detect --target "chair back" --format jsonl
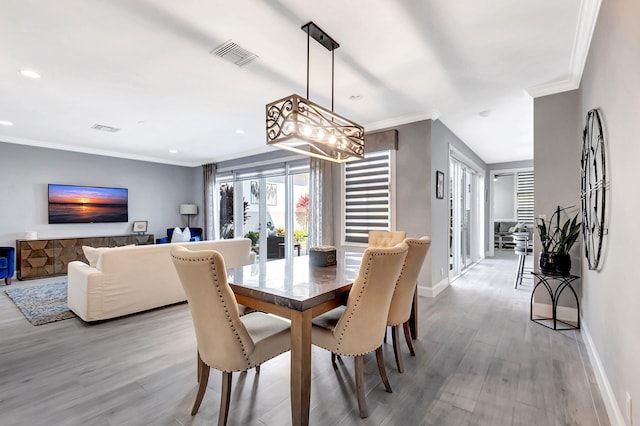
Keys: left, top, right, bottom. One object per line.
{"left": 170, "top": 246, "right": 255, "bottom": 372}
{"left": 368, "top": 231, "right": 407, "bottom": 248}
{"left": 333, "top": 243, "right": 408, "bottom": 355}
{"left": 387, "top": 237, "right": 431, "bottom": 326}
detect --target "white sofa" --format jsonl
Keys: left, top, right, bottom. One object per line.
{"left": 67, "top": 239, "right": 256, "bottom": 322}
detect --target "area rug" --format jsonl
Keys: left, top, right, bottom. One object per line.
{"left": 4, "top": 282, "right": 76, "bottom": 325}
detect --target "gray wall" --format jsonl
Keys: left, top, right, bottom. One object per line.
{"left": 0, "top": 142, "right": 201, "bottom": 251}
{"left": 578, "top": 0, "right": 640, "bottom": 422}
{"left": 533, "top": 91, "right": 582, "bottom": 291}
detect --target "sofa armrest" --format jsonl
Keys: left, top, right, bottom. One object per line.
{"left": 67, "top": 261, "right": 103, "bottom": 322}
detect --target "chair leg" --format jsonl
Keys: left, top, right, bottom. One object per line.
{"left": 392, "top": 325, "right": 404, "bottom": 373}
{"left": 191, "top": 360, "right": 210, "bottom": 416}
{"left": 514, "top": 255, "right": 524, "bottom": 289}
{"left": 218, "top": 372, "right": 232, "bottom": 426}
{"left": 5, "top": 277, "right": 11, "bottom": 285}
{"left": 255, "top": 365, "right": 260, "bottom": 373}
{"left": 197, "top": 350, "right": 202, "bottom": 382}
{"left": 375, "top": 346, "right": 392, "bottom": 393}
{"left": 354, "top": 355, "right": 368, "bottom": 418}
{"left": 402, "top": 321, "right": 416, "bottom": 356}
{"left": 331, "top": 353, "right": 337, "bottom": 366}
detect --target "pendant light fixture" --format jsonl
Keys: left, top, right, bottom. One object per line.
{"left": 266, "top": 22, "right": 365, "bottom": 163}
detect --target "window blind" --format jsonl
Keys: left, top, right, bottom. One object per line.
{"left": 516, "top": 171, "right": 534, "bottom": 225}
{"left": 344, "top": 151, "right": 391, "bottom": 244}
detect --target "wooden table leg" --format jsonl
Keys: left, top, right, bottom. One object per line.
{"left": 290, "top": 309, "right": 312, "bottom": 426}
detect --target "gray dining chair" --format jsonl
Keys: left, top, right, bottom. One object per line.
{"left": 170, "top": 246, "right": 291, "bottom": 426}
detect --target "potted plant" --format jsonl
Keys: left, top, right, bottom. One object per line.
{"left": 536, "top": 205, "right": 581, "bottom": 275}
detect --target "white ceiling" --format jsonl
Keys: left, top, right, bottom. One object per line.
{"left": 0, "top": 0, "right": 600, "bottom": 167}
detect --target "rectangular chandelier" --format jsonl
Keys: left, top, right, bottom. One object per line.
{"left": 266, "top": 94, "right": 365, "bottom": 163}
{"left": 265, "top": 22, "right": 365, "bottom": 163}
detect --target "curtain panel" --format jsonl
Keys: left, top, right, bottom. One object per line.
{"left": 202, "top": 163, "right": 216, "bottom": 240}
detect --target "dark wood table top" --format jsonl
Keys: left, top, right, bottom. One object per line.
{"left": 228, "top": 253, "right": 362, "bottom": 311}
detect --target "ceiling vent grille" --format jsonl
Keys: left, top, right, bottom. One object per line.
{"left": 91, "top": 124, "right": 120, "bottom": 133}
{"left": 211, "top": 40, "right": 258, "bottom": 67}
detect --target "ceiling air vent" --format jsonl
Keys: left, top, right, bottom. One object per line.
{"left": 211, "top": 40, "right": 258, "bottom": 67}
{"left": 91, "top": 124, "right": 120, "bottom": 133}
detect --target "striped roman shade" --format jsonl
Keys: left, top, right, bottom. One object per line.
{"left": 344, "top": 150, "right": 391, "bottom": 243}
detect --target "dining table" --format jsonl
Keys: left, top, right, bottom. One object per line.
{"left": 227, "top": 252, "right": 360, "bottom": 425}
{"left": 227, "top": 251, "right": 419, "bottom": 425}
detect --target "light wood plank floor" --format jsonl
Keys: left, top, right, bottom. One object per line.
{"left": 0, "top": 251, "right": 609, "bottom": 425}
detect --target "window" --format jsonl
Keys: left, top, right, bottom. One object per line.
{"left": 344, "top": 150, "right": 393, "bottom": 244}
{"left": 516, "top": 171, "right": 534, "bottom": 226}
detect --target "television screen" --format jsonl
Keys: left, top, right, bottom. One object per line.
{"left": 48, "top": 184, "right": 128, "bottom": 224}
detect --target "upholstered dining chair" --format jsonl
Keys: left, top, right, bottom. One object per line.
{"left": 170, "top": 246, "right": 291, "bottom": 426}
{"left": 368, "top": 230, "right": 407, "bottom": 248}
{"left": 385, "top": 236, "right": 431, "bottom": 374}
{"left": 311, "top": 243, "right": 409, "bottom": 418}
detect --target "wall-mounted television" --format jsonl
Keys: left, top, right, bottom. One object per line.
{"left": 48, "top": 184, "right": 128, "bottom": 224}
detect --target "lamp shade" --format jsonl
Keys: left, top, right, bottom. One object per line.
{"left": 179, "top": 204, "right": 198, "bottom": 215}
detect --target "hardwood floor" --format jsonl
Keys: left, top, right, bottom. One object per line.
{"left": 0, "top": 252, "right": 609, "bottom": 425}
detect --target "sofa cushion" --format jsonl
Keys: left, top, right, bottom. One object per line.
{"left": 83, "top": 245, "right": 135, "bottom": 268}
{"left": 82, "top": 246, "right": 104, "bottom": 267}
{"left": 171, "top": 227, "right": 191, "bottom": 243}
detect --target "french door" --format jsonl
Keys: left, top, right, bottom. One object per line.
{"left": 449, "top": 155, "right": 484, "bottom": 279}
{"left": 217, "top": 162, "right": 309, "bottom": 261}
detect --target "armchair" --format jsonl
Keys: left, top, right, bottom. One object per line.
{"left": 0, "top": 246, "right": 15, "bottom": 285}
{"left": 156, "top": 227, "right": 203, "bottom": 244}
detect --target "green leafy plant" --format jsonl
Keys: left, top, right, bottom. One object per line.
{"left": 276, "top": 227, "right": 285, "bottom": 236}
{"left": 536, "top": 206, "right": 581, "bottom": 255}
{"left": 244, "top": 231, "right": 259, "bottom": 246}
{"left": 293, "top": 229, "right": 307, "bottom": 243}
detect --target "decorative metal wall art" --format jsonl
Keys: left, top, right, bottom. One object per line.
{"left": 580, "top": 108, "right": 607, "bottom": 270}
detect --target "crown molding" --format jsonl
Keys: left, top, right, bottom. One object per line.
{"left": 527, "top": 0, "right": 602, "bottom": 98}
{"left": 0, "top": 135, "right": 198, "bottom": 167}
{"left": 364, "top": 111, "right": 439, "bottom": 133}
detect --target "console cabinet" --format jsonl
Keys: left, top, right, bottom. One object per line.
{"left": 16, "top": 234, "right": 154, "bottom": 280}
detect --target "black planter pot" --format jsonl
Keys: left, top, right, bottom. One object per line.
{"left": 539, "top": 253, "right": 571, "bottom": 276}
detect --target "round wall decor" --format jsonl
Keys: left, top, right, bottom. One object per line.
{"left": 581, "top": 108, "right": 606, "bottom": 270}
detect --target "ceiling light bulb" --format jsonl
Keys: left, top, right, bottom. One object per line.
{"left": 169, "top": 149, "right": 178, "bottom": 154}
{"left": 303, "top": 126, "right": 312, "bottom": 136}
{"left": 0, "top": 120, "right": 13, "bottom": 126}
{"left": 317, "top": 129, "right": 325, "bottom": 139}
{"left": 328, "top": 135, "right": 337, "bottom": 144}
{"left": 20, "top": 69, "right": 41, "bottom": 79}
{"left": 235, "top": 129, "right": 245, "bottom": 134}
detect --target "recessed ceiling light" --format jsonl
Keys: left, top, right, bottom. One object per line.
{"left": 169, "top": 149, "right": 178, "bottom": 154}
{"left": 20, "top": 69, "right": 41, "bottom": 79}
{"left": 479, "top": 110, "right": 491, "bottom": 118}
{"left": 349, "top": 95, "right": 363, "bottom": 101}
{"left": 235, "top": 129, "right": 245, "bottom": 134}
{"left": 0, "top": 120, "right": 13, "bottom": 126}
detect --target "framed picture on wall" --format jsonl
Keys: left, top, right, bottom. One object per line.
{"left": 436, "top": 171, "right": 445, "bottom": 199}
{"left": 132, "top": 221, "right": 148, "bottom": 233}
{"left": 266, "top": 183, "right": 277, "bottom": 206}
{"left": 250, "top": 181, "right": 259, "bottom": 204}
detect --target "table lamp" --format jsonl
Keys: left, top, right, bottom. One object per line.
{"left": 179, "top": 203, "right": 198, "bottom": 227}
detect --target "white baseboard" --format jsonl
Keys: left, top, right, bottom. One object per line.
{"left": 418, "top": 277, "right": 449, "bottom": 298}
{"left": 582, "top": 322, "right": 626, "bottom": 426}
{"left": 531, "top": 302, "right": 578, "bottom": 324}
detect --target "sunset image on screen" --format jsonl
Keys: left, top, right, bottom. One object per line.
{"left": 48, "top": 184, "right": 128, "bottom": 223}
